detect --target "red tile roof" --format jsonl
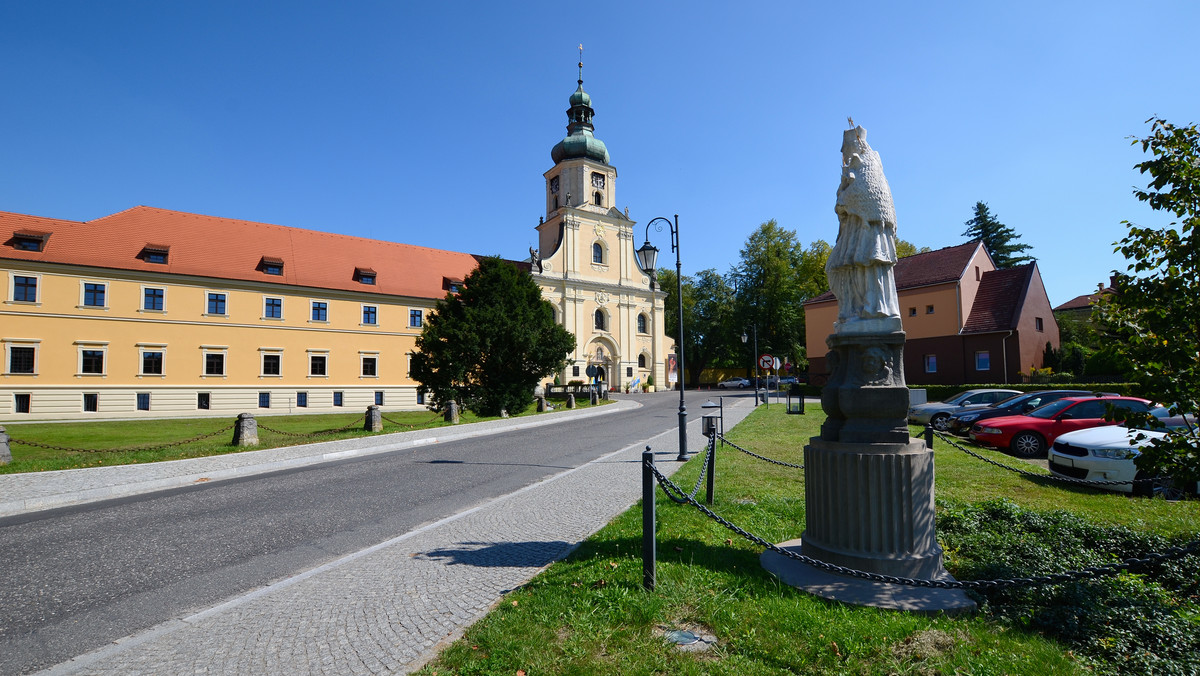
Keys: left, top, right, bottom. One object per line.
{"left": 2, "top": 206, "right": 481, "bottom": 300}
{"left": 961, "top": 264, "right": 1035, "bottom": 333}
{"left": 806, "top": 241, "right": 985, "bottom": 304}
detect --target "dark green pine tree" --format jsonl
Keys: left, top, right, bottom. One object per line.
{"left": 410, "top": 257, "right": 576, "bottom": 417}
{"left": 962, "top": 201, "right": 1035, "bottom": 268}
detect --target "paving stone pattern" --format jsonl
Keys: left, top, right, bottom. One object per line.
{"left": 40, "top": 398, "right": 755, "bottom": 675}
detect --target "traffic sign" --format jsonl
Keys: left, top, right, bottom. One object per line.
{"left": 773, "top": 357, "right": 782, "bottom": 370}
{"left": 759, "top": 354, "right": 774, "bottom": 370}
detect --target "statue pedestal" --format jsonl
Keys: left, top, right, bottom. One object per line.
{"left": 761, "top": 331, "right": 976, "bottom": 613}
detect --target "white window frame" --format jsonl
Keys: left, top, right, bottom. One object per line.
{"left": 137, "top": 342, "right": 168, "bottom": 378}
{"left": 75, "top": 340, "right": 109, "bottom": 377}
{"left": 79, "top": 280, "right": 109, "bottom": 310}
{"left": 262, "top": 296, "right": 285, "bottom": 321}
{"left": 408, "top": 308, "right": 423, "bottom": 328}
{"left": 974, "top": 350, "right": 991, "bottom": 372}
{"left": 361, "top": 304, "right": 379, "bottom": 327}
{"left": 139, "top": 285, "right": 167, "bottom": 314}
{"left": 360, "top": 351, "right": 380, "bottom": 379}
{"left": 3, "top": 338, "right": 40, "bottom": 376}
{"left": 260, "top": 347, "right": 284, "bottom": 378}
{"left": 307, "top": 348, "right": 330, "bottom": 378}
{"left": 309, "top": 299, "right": 330, "bottom": 324}
{"left": 204, "top": 290, "right": 229, "bottom": 318}
{"left": 201, "top": 345, "right": 229, "bottom": 378}
{"left": 7, "top": 272, "right": 42, "bottom": 306}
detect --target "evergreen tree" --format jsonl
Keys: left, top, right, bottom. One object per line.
{"left": 410, "top": 257, "right": 575, "bottom": 417}
{"left": 962, "top": 201, "right": 1034, "bottom": 268}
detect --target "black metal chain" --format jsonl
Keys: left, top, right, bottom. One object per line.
{"left": 258, "top": 415, "right": 366, "bottom": 438}
{"left": 644, "top": 459, "right": 1200, "bottom": 590}
{"left": 8, "top": 424, "right": 236, "bottom": 454}
{"left": 932, "top": 430, "right": 1163, "bottom": 487}
{"left": 661, "top": 442, "right": 713, "bottom": 504}
{"left": 716, "top": 433, "right": 804, "bottom": 469}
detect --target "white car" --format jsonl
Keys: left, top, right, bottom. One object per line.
{"left": 717, "top": 377, "right": 750, "bottom": 389}
{"left": 1048, "top": 414, "right": 1196, "bottom": 498}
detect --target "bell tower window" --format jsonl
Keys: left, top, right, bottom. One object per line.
{"left": 594, "top": 309, "right": 605, "bottom": 331}
{"left": 593, "top": 192, "right": 603, "bottom": 206}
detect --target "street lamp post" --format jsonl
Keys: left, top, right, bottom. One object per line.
{"left": 636, "top": 215, "right": 688, "bottom": 461}
{"left": 741, "top": 325, "right": 759, "bottom": 406}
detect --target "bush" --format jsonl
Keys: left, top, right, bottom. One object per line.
{"left": 939, "top": 499, "right": 1200, "bottom": 675}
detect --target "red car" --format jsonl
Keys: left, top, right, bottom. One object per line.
{"left": 969, "top": 396, "right": 1154, "bottom": 458}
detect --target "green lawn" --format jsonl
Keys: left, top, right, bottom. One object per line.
{"left": 419, "top": 404, "right": 1200, "bottom": 676}
{"left": 0, "top": 398, "right": 609, "bottom": 474}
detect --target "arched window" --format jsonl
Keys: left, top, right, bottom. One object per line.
{"left": 592, "top": 242, "right": 604, "bottom": 264}
{"left": 593, "top": 191, "right": 603, "bottom": 206}
{"left": 637, "top": 313, "right": 648, "bottom": 334}
{"left": 638, "top": 354, "right": 647, "bottom": 368}
{"left": 594, "top": 309, "right": 605, "bottom": 331}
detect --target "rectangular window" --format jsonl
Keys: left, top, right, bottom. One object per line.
{"left": 144, "top": 287, "right": 165, "bottom": 311}
{"left": 333, "top": 391, "right": 344, "bottom": 407}
{"left": 627, "top": 366, "right": 634, "bottom": 378}
{"left": 263, "top": 263, "right": 282, "bottom": 276}
{"left": 297, "top": 391, "right": 308, "bottom": 407}
{"left": 137, "top": 393, "right": 150, "bottom": 411}
{"left": 908, "top": 307, "right": 916, "bottom": 317}
{"left": 362, "top": 305, "right": 377, "bottom": 325}
{"left": 205, "top": 353, "right": 225, "bottom": 376}
{"left": 142, "top": 351, "right": 164, "bottom": 375}
{"left": 262, "top": 353, "right": 281, "bottom": 376}
{"left": 311, "top": 301, "right": 328, "bottom": 322}
{"left": 207, "top": 293, "right": 227, "bottom": 315}
{"left": 975, "top": 350, "right": 991, "bottom": 371}
{"left": 83, "top": 393, "right": 98, "bottom": 412}
{"left": 264, "top": 297, "right": 283, "bottom": 319}
{"left": 197, "top": 392, "right": 210, "bottom": 410}
{"left": 9, "top": 346, "right": 35, "bottom": 374}
{"left": 145, "top": 251, "right": 167, "bottom": 264}
{"left": 573, "top": 365, "right": 580, "bottom": 377}
{"left": 924, "top": 354, "right": 937, "bottom": 373}
{"left": 374, "top": 391, "right": 384, "bottom": 406}
{"left": 409, "top": 309, "right": 423, "bottom": 328}
{"left": 1035, "top": 317, "right": 1044, "bottom": 331}
{"left": 310, "top": 354, "right": 327, "bottom": 376}
{"left": 14, "top": 393, "right": 31, "bottom": 414}
{"left": 416, "top": 391, "right": 425, "bottom": 405}
{"left": 84, "top": 283, "right": 106, "bottom": 307}
{"left": 258, "top": 392, "right": 271, "bottom": 408}
{"left": 362, "top": 356, "right": 377, "bottom": 377}
{"left": 14, "top": 236, "right": 43, "bottom": 252}
{"left": 14, "top": 276, "right": 37, "bottom": 302}
{"left": 81, "top": 350, "right": 104, "bottom": 374}
{"left": 925, "top": 305, "right": 934, "bottom": 315}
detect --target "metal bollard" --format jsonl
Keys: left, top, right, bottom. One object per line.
{"left": 642, "top": 446, "right": 656, "bottom": 591}
{"left": 924, "top": 424, "right": 934, "bottom": 449}
{"left": 705, "top": 431, "right": 716, "bottom": 506}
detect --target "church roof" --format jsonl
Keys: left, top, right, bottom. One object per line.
{"left": 550, "top": 61, "right": 610, "bottom": 165}
{"left": 1, "top": 206, "right": 481, "bottom": 300}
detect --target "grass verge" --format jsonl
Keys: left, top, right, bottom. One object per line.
{"left": 0, "top": 397, "right": 610, "bottom": 474}
{"left": 419, "top": 404, "right": 1199, "bottom": 675}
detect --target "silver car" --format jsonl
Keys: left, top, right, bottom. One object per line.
{"left": 908, "top": 388, "right": 1021, "bottom": 431}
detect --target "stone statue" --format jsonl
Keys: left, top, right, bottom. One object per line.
{"left": 825, "top": 124, "right": 902, "bottom": 334}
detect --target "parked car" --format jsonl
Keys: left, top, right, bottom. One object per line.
{"left": 969, "top": 396, "right": 1155, "bottom": 458}
{"left": 946, "top": 389, "right": 1115, "bottom": 436}
{"left": 1048, "top": 407, "right": 1197, "bottom": 497}
{"left": 717, "top": 377, "right": 750, "bottom": 389}
{"left": 778, "top": 376, "right": 798, "bottom": 386}
{"left": 907, "top": 389, "right": 1021, "bottom": 431}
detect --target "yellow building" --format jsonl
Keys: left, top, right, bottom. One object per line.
{"left": 0, "top": 68, "right": 667, "bottom": 421}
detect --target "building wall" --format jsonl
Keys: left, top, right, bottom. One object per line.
{"left": 1, "top": 261, "right": 431, "bottom": 420}
{"left": 1013, "top": 265, "right": 1061, "bottom": 379}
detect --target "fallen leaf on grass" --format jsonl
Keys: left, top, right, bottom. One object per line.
{"left": 511, "top": 600, "right": 519, "bottom": 607}
{"left": 517, "top": 671, "right": 526, "bottom": 676}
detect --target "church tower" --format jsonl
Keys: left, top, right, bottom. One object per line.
{"left": 531, "top": 54, "right": 666, "bottom": 391}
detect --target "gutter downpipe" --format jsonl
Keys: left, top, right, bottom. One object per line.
{"left": 1001, "top": 330, "right": 1013, "bottom": 384}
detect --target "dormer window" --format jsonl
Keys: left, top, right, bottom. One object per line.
{"left": 11, "top": 230, "right": 50, "bottom": 252}
{"left": 141, "top": 244, "right": 170, "bottom": 265}
{"left": 443, "top": 277, "right": 464, "bottom": 294}
{"left": 259, "top": 256, "right": 284, "bottom": 276}
{"left": 355, "top": 267, "right": 377, "bottom": 285}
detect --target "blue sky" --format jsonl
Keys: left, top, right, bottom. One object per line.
{"left": 3, "top": 1, "right": 1196, "bottom": 306}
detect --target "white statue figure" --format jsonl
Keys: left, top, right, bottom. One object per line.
{"left": 826, "top": 124, "right": 903, "bottom": 334}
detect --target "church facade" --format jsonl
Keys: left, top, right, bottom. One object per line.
{"left": 529, "top": 67, "right": 668, "bottom": 391}
{"left": 0, "top": 67, "right": 666, "bottom": 421}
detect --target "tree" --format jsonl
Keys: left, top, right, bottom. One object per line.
{"left": 1097, "top": 117, "right": 1200, "bottom": 488}
{"left": 410, "top": 257, "right": 575, "bottom": 417}
{"left": 962, "top": 201, "right": 1034, "bottom": 268}
{"left": 731, "top": 220, "right": 808, "bottom": 372}
{"left": 658, "top": 268, "right": 735, "bottom": 387}
{"left": 895, "top": 239, "right": 932, "bottom": 258}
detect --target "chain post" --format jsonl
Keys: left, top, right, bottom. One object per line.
{"left": 924, "top": 424, "right": 934, "bottom": 449}
{"left": 642, "top": 446, "right": 656, "bottom": 591}
{"left": 705, "top": 431, "right": 716, "bottom": 506}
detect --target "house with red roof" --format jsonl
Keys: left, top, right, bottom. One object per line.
{"left": 803, "top": 241, "right": 1060, "bottom": 385}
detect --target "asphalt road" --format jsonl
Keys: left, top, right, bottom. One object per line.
{"left": 0, "top": 393, "right": 701, "bottom": 675}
